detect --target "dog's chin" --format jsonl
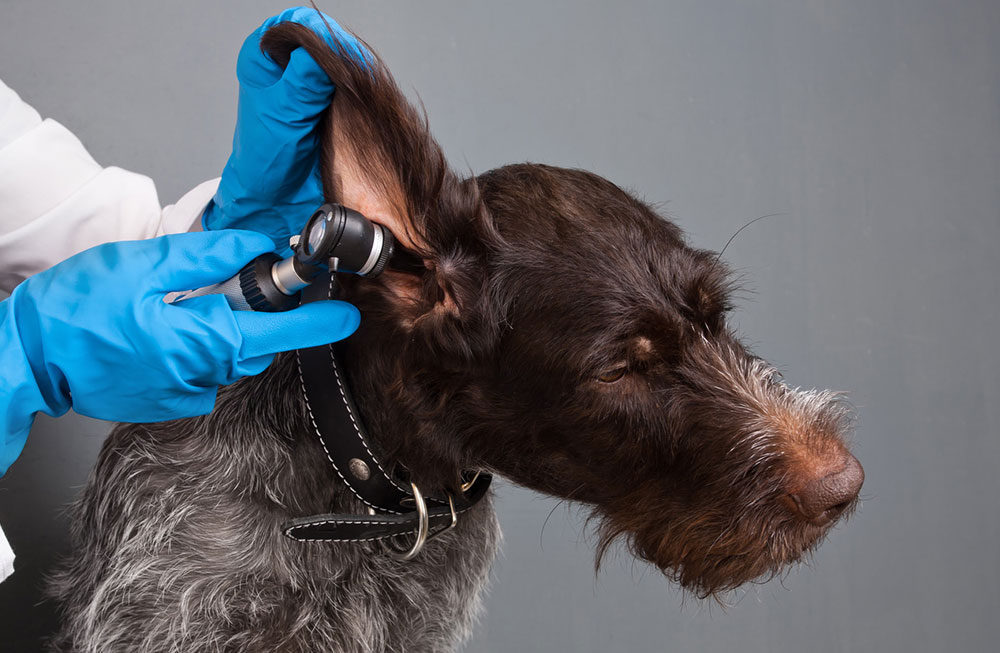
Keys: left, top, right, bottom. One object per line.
{"left": 595, "top": 502, "right": 856, "bottom": 599}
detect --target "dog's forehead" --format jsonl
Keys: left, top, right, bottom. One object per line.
{"left": 480, "top": 164, "right": 735, "bottom": 347}
{"left": 504, "top": 236, "right": 729, "bottom": 321}
{"left": 501, "top": 262, "right": 722, "bottom": 360}
{"left": 480, "top": 163, "right": 683, "bottom": 246}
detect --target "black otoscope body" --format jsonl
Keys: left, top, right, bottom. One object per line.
{"left": 171, "top": 204, "right": 394, "bottom": 311}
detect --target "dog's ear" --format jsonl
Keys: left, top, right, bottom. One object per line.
{"left": 260, "top": 20, "right": 505, "bottom": 361}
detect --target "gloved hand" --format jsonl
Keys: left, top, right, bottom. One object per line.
{"left": 202, "top": 7, "right": 368, "bottom": 254}
{"left": 0, "top": 229, "right": 359, "bottom": 475}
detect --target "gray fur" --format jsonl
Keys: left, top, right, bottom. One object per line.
{"left": 48, "top": 352, "right": 501, "bottom": 653}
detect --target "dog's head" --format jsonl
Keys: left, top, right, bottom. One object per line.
{"left": 262, "top": 21, "right": 862, "bottom": 597}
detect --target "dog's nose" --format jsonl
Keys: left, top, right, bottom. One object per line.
{"left": 784, "top": 454, "right": 864, "bottom": 525}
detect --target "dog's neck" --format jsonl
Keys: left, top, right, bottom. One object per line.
{"left": 332, "top": 312, "right": 473, "bottom": 495}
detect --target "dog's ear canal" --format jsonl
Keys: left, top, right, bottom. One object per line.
{"left": 259, "top": 21, "right": 504, "bottom": 358}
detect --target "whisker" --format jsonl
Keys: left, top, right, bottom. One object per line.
{"left": 540, "top": 482, "right": 588, "bottom": 549}
{"left": 715, "top": 213, "right": 785, "bottom": 263}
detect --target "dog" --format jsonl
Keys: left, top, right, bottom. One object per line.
{"left": 48, "top": 20, "right": 863, "bottom": 653}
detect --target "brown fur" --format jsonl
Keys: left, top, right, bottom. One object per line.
{"left": 50, "top": 21, "right": 865, "bottom": 652}
{"left": 260, "top": 21, "right": 861, "bottom": 597}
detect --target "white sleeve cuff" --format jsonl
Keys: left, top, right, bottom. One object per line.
{"left": 0, "top": 173, "right": 220, "bottom": 292}
{"left": 0, "top": 165, "right": 162, "bottom": 291}
{"left": 0, "top": 521, "right": 14, "bottom": 583}
{"left": 158, "top": 177, "right": 220, "bottom": 236}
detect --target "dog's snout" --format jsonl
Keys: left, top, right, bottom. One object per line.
{"left": 784, "top": 454, "right": 864, "bottom": 525}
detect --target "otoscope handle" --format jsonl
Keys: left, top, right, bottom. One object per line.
{"left": 165, "top": 202, "right": 393, "bottom": 312}
{"left": 166, "top": 253, "right": 300, "bottom": 312}
{"left": 166, "top": 269, "right": 252, "bottom": 310}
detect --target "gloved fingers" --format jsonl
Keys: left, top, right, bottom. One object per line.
{"left": 150, "top": 230, "right": 276, "bottom": 293}
{"left": 238, "top": 7, "right": 370, "bottom": 92}
{"left": 236, "top": 24, "right": 282, "bottom": 89}
{"left": 270, "top": 6, "right": 366, "bottom": 54}
{"left": 233, "top": 300, "right": 361, "bottom": 361}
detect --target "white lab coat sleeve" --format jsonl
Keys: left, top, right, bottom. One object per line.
{"left": 0, "top": 79, "right": 220, "bottom": 582}
{"left": 0, "top": 522, "right": 13, "bottom": 582}
{"left": 0, "top": 77, "right": 220, "bottom": 294}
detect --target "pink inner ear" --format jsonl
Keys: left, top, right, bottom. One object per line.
{"left": 330, "top": 121, "right": 424, "bottom": 252}
{"left": 333, "top": 160, "right": 419, "bottom": 250}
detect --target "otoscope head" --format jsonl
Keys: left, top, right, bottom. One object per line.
{"left": 297, "top": 203, "right": 394, "bottom": 277}
{"left": 239, "top": 203, "right": 394, "bottom": 313}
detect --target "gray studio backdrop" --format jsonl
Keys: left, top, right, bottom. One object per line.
{"left": 1, "top": 1, "right": 998, "bottom": 651}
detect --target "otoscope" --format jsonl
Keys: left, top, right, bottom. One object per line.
{"left": 170, "top": 204, "right": 394, "bottom": 311}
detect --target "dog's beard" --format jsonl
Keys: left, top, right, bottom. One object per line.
{"left": 593, "top": 487, "right": 859, "bottom": 598}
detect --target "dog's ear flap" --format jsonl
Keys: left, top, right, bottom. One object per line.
{"left": 259, "top": 22, "right": 422, "bottom": 250}
{"left": 260, "top": 21, "right": 504, "bottom": 360}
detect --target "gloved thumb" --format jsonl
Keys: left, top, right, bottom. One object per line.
{"left": 233, "top": 299, "right": 361, "bottom": 362}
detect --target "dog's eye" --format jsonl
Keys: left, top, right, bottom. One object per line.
{"left": 597, "top": 366, "right": 628, "bottom": 383}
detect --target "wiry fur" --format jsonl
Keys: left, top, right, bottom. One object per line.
{"left": 48, "top": 357, "right": 500, "bottom": 653}
{"left": 48, "top": 17, "right": 862, "bottom": 652}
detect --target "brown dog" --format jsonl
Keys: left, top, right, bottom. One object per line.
{"left": 49, "top": 20, "right": 862, "bottom": 653}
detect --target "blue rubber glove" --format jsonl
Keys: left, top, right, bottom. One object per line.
{"left": 202, "top": 7, "right": 369, "bottom": 254}
{"left": 0, "top": 230, "right": 359, "bottom": 475}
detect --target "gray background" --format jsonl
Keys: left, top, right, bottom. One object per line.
{"left": 1, "top": 1, "right": 998, "bottom": 651}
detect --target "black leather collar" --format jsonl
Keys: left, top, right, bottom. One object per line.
{"left": 282, "top": 274, "right": 492, "bottom": 546}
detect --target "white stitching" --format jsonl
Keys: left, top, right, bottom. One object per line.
{"left": 293, "top": 274, "right": 490, "bottom": 529}
{"left": 296, "top": 329, "right": 486, "bottom": 518}
{"left": 324, "top": 278, "right": 409, "bottom": 496}
{"left": 296, "top": 272, "right": 406, "bottom": 512}
{"left": 296, "top": 347, "right": 393, "bottom": 513}
{"left": 283, "top": 518, "right": 425, "bottom": 543}
{"left": 282, "top": 515, "right": 459, "bottom": 543}
{"left": 284, "top": 529, "right": 405, "bottom": 543}
{"left": 328, "top": 358, "right": 488, "bottom": 511}
{"left": 292, "top": 519, "right": 396, "bottom": 526}
{"left": 329, "top": 354, "right": 409, "bottom": 494}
